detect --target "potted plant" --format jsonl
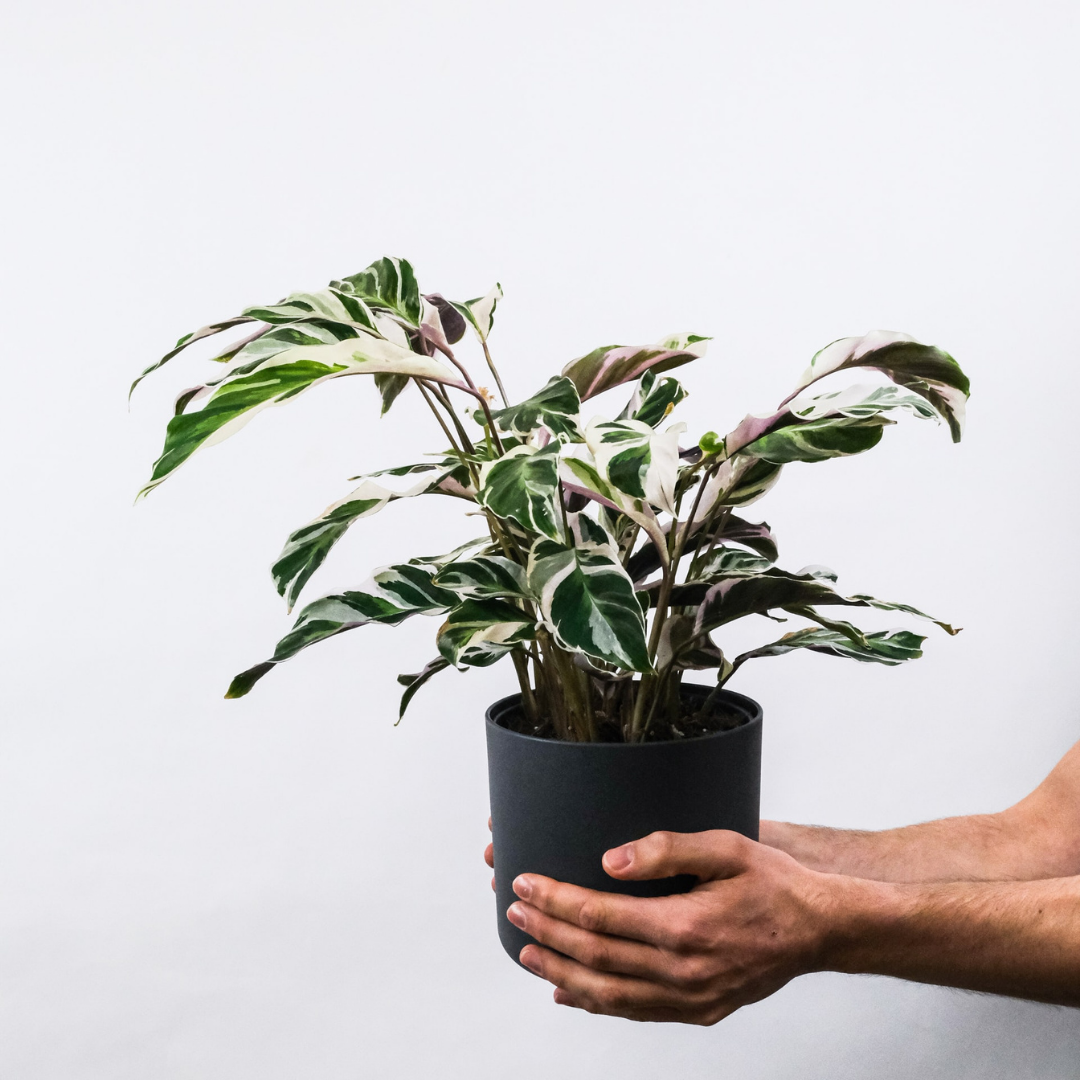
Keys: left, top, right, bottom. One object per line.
{"left": 133, "top": 256, "right": 969, "bottom": 965}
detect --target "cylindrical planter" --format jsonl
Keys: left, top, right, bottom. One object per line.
{"left": 485, "top": 684, "right": 762, "bottom": 966}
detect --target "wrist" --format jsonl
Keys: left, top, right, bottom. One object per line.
{"left": 809, "top": 871, "right": 909, "bottom": 975}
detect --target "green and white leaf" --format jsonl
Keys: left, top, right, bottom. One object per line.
{"left": 788, "top": 383, "right": 939, "bottom": 423}
{"left": 434, "top": 555, "right": 531, "bottom": 599}
{"left": 558, "top": 449, "right": 668, "bottom": 563}
{"left": 437, "top": 599, "right": 535, "bottom": 667}
{"left": 731, "top": 628, "right": 926, "bottom": 671}
{"left": 477, "top": 444, "right": 563, "bottom": 541}
{"left": 561, "top": 333, "right": 710, "bottom": 401}
{"left": 396, "top": 657, "right": 453, "bottom": 720}
{"left": 273, "top": 469, "right": 460, "bottom": 611}
{"left": 488, "top": 376, "right": 582, "bottom": 440}
{"left": 408, "top": 536, "right": 493, "bottom": 570}
{"left": 789, "top": 330, "right": 970, "bottom": 441}
{"left": 139, "top": 336, "right": 465, "bottom": 497}
{"left": 332, "top": 256, "right": 423, "bottom": 326}
{"left": 449, "top": 283, "right": 503, "bottom": 343}
{"left": 696, "top": 546, "right": 775, "bottom": 580}
{"left": 225, "top": 564, "right": 457, "bottom": 698}
{"left": 527, "top": 537, "right": 652, "bottom": 672}
{"left": 740, "top": 414, "right": 892, "bottom": 464}
{"left": 620, "top": 372, "right": 688, "bottom": 427}
{"left": 691, "top": 570, "right": 871, "bottom": 636}
{"left": 848, "top": 594, "right": 959, "bottom": 635}
{"left": 129, "top": 315, "right": 260, "bottom": 396}
{"left": 629, "top": 512, "right": 777, "bottom": 583}
{"left": 241, "top": 287, "right": 379, "bottom": 330}
{"left": 584, "top": 417, "right": 685, "bottom": 515}
{"left": 655, "top": 614, "right": 731, "bottom": 676}
{"left": 372, "top": 563, "right": 460, "bottom": 612}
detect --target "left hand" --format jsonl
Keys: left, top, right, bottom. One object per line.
{"left": 507, "top": 829, "right": 840, "bottom": 1024}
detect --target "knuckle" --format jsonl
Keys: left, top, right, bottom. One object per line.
{"left": 672, "top": 954, "right": 711, "bottom": 988}
{"left": 648, "top": 830, "right": 678, "bottom": 862}
{"left": 579, "top": 937, "right": 613, "bottom": 971}
{"left": 595, "top": 982, "right": 625, "bottom": 1010}
{"left": 577, "top": 897, "right": 608, "bottom": 933}
{"left": 671, "top": 913, "right": 711, "bottom": 953}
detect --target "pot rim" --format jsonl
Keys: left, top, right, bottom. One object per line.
{"left": 485, "top": 685, "right": 763, "bottom": 749}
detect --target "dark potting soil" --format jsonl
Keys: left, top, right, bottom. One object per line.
{"left": 499, "top": 698, "right": 747, "bottom": 744}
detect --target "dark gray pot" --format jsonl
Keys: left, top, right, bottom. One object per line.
{"left": 485, "top": 684, "right": 763, "bottom": 966}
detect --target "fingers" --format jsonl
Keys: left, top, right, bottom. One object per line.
{"left": 602, "top": 830, "right": 753, "bottom": 884}
{"left": 484, "top": 841, "right": 494, "bottom": 869}
{"left": 520, "top": 945, "right": 715, "bottom": 1024}
{"left": 507, "top": 899, "right": 667, "bottom": 981}
{"left": 513, "top": 874, "right": 683, "bottom": 949}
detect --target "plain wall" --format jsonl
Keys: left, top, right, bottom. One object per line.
{"left": 2, "top": 0, "right": 1079, "bottom": 1075}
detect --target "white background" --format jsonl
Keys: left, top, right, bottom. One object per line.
{"left": 3, "top": 0, "right": 1079, "bottom": 1075}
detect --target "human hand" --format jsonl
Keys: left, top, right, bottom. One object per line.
{"left": 506, "top": 829, "right": 841, "bottom": 1024}
{"left": 485, "top": 816, "right": 494, "bottom": 891}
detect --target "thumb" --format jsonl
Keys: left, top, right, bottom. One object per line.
{"left": 602, "top": 829, "right": 753, "bottom": 883}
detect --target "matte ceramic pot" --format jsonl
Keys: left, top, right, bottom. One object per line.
{"left": 485, "top": 684, "right": 763, "bottom": 966}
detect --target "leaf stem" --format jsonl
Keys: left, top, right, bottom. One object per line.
{"left": 480, "top": 339, "right": 510, "bottom": 407}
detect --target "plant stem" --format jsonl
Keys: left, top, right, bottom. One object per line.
{"left": 480, "top": 338, "right": 510, "bottom": 407}
{"left": 511, "top": 650, "right": 538, "bottom": 724}
{"left": 433, "top": 343, "right": 505, "bottom": 455}
{"left": 428, "top": 381, "right": 476, "bottom": 455}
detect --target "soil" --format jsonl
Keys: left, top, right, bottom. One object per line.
{"left": 500, "top": 698, "right": 747, "bottom": 743}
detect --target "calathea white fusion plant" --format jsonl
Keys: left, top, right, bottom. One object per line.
{"left": 134, "top": 257, "right": 969, "bottom": 743}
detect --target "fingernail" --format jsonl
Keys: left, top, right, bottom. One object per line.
{"left": 507, "top": 902, "right": 527, "bottom": 930}
{"left": 520, "top": 946, "right": 542, "bottom": 975}
{"left": 605, "top": 844, "right": 633, "bottom": 871}
{"left": 513, "top": 875, "right": 533, "bottom": 900}
{"left": 553, "top": 989, "right": 574, "bottom": 1006}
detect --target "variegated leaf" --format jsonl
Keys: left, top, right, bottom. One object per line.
{"left": 848, "top": 594, "right": 958, "bottom": 635}
{"left": 696, "top": 546, "right": 775, "bottom": 580}
{"left": 225, "top": 564, "right": 457, "bottom": 698}
{"left": 437, "top": 598, "right": 535, "bottom": 667}
{"left": 742, "top": 414, "right": 891, "bottom": 464}
{"left": 559, "top": 448, "right": 669, "bottom": 562}
{"left": 488, "top": 377, "right": 582, "bottom": 440}
{"left": 655, "top": 613, "right": 731, "bottom": 676}
{"left": 787, "top": 331, "right": 970, "bottom": 441}
{"left": 273, "top": 469, "right": 461, "bottom": 611}
{"left": 372, "top": 563, "right": 459, "bottom": 612}
{"left": 621, "top": 372, "right": 688, "bottom": 427}
{"left": 396, "top": 657, "right": 452, "bottom": 720}
{"left": 628, "top": 513, "right": 777, "bottom": 583}
{"left": 434, "top": 555, "right": 530, "bottom": 599}
{"left": 584, "top": 417, "right": 685, "bottom": 515}
{"left": 241, "top": 287, "right": 379, "bottom": 329}
{"left": 332, "top": 256, "right": 422, "bottom": 326}
{"left": 689, "top": 568, "right": 958, "bottom": 639}
{"left": 449, "top": 283, "right": 502, "bottom": 343}
{"left": 565, "top": 510, "right": 620, "bottom": 557}
{"left": 477, "top": 444, "right": 563, "bottom": 541}
{"left": 731, "top": 627, "right": 926, "bottom": 670}
{"left": 139, "top": 338, "right": 466, "bottom": 497}
{"left": 421, "top": 293, "right": 468, "bottom": 345}
{"left": 788, "top": 383, "right": 939, "bottom": 423}
{"left": 691, "top": 570, "right": 869, "bottom": 635}
{"left": 561, "top": 333, "right": 710, "bottom": 401}
{"left": 129, "top": 315, "right": 259, "bottom": 397}
{"left": 527, "top": 537, "right": 652, "bottom": 672}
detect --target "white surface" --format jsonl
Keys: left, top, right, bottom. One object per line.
{"left": 3, "top": 0, "right": 1079, "bottom": 1074}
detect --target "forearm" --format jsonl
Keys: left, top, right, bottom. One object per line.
{"left": 761, "top": 814, "right": 1034, "bottom": 883}
{"left": 820, "top": 872, "right": 1080, "bottom": 1007}
{"left": 763, "top": 740, "right": 1080, "bottom": 883}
